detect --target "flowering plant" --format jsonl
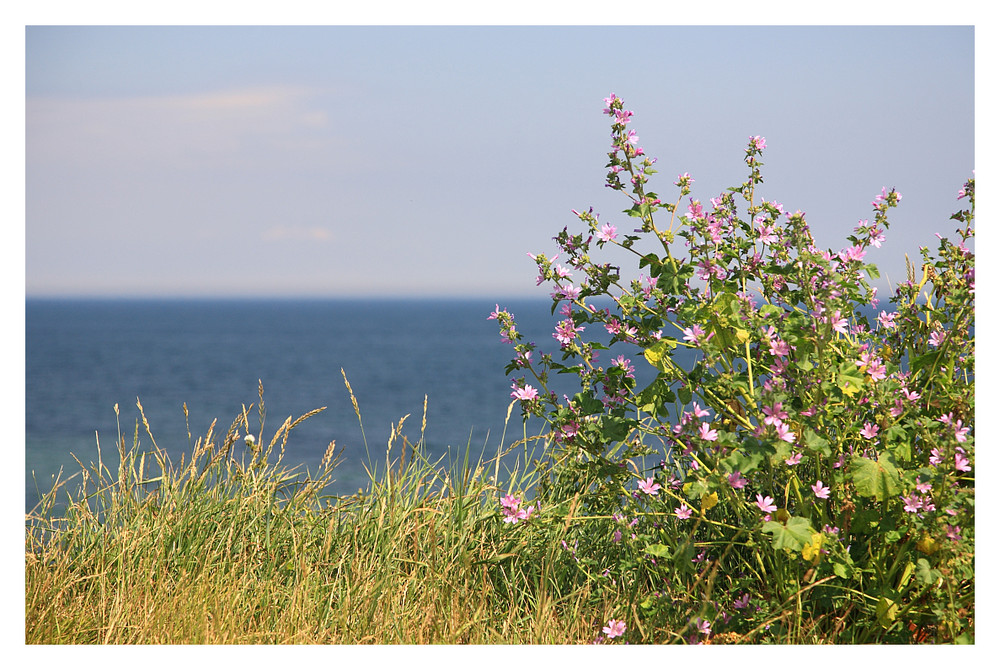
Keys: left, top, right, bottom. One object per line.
{"left": 491, "top": 95, "right": 974, "bottom": 643}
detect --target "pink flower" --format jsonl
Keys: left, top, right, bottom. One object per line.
{"left": 768, "top": 337, "right": 791, "bottom": 358}
{"left": 695, "top": 618, "right": 712, "bottom": 636}
{"left": 638, "top": 477, "right": 661, "bottom": 496}
{"left": 955, "top": 452, "right": 972, "bottom": 472}
{"left": 510, "top": 383, "right": 538, "bottom": 401}
{"left": 602, "top": 619, "right": 626, "bottom": 639}
{"left": 811, "top": 481, "right": 830, "bottom": 499}
{"left": 750, "top": 135, "right": 766, "bottom": 150}
{"left": 901, "top": 493, "right": 922, "bottom": 513}
{"left": 762, "top": 402, "right": 788, "bottom": 426}
{"left": 785, "top": 452, "right": 802, "bottom": 466}
{"left": 774, "top": 420, "right": 796, "bottom": 443}
{"left": 953, "top": 420, "right": 970, "bottom": 442}
{"left": 682, "top": 324, "right": 706, "bottom": 345}
{"left": 866, "top": 361, "right": 887, "bottom": 382}
{"left": 728, "top": 471, "right": 747, "bottom": 489}
{"left": 838, "top": 245, "right": 867, "bottom": 263}
{"left": 878, "top": 311, "right": 898, "bottom": 330}
{"left": 829, "top": 310, "right": 849, "bottom": 335}
{"left": 500, "top": 494, "right": 521, "bottom": 510}
{"left": 860, "top": 422, "right": 879, "bottom": 440}
{"left": 675, "top": 503, "right": 693, "bottom": 520}
{"left": 597, "top": 223, "right": 618, "bottom": 243}
{"left": 946, "top": 525, "right": 961, "bottom": 542}
{"left": 698, "top": 422, "right": 718, "bottom": 442}
{"left": 755, "top": 494, "right": 777, "bottom": 514}
{"left": 553, "top": 318, "right": 584, "bottom": 345}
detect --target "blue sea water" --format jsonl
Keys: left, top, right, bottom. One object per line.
{"left": 25, "top": 297, "right": 659, "bottom": 513}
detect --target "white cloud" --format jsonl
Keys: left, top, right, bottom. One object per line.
{"left": 26, "top": 85, "right": 339, "bottom": 172}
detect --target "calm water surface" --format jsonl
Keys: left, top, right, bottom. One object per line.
{"left": 25, "top": 297, "right": 659, "bottom": 512}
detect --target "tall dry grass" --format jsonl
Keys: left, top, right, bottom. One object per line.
{"left": 25, "top": 376, "right": 622, "bottom": 644}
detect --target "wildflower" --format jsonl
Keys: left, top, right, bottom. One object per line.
{"left": 733, "top": 593, "right": 750, "bottom": 609}
{"left": 878, "top": 310, "right": 898, "bottom": 330}
{"left": 758, "top": 222, "right": 778, "bottom": 245}
{"left": 768, "top": 337, "right": 791, "bottom": 358}
{"left": 638, "top": 476, "right": 661, "bottom": 496}
{"left": 811, "top": 481, "right": 831, "bottom": 499}
{"left": 553, "top": 318, "right": 584, "bottom": 345}
{"left": 838, "top": 244, "right": 867, "bottom": 263}
{"left": 785, "top": 452, "right": 803, "bottom": 466}
{"left": 728, "top": 471, "right": 747, "bottom": 489}
{"left": 929, "top": 329, "right": 946, "bottom": 348}
{"left": 695, "top": 618, "right": 712, "bottom": 636}
{"left": 244, "top": 434, "right": 256, "bottom": 448}
{"left": 510, "top": 383, "right": 538, "bottom": 401}
{"left": 698, "top": 422, "right": 719, "bottom": 442}
{"left": 774, "top": 421, "right": 796, "bottom": 444}
{"left": 500, "top": 494, "right": 521, "bottom": 510}
{"left": 682, "top": 324, "right": 706, "bottom": 345}
{"left": 602, "top": 619, "right": 626, "bottom": 639}
{"left": 866, "top": 360, "right": 887, "bottom": 382}
{"left": 762, "top": 402, "right": 788, "bottom": 426}
{"left": 597, "top": 223, "right": 618, "bottom": 243}
{"left": 955, "top": 452, "right": 972, "bottom": 472}
{"left": 755, "top": 494, "right": 777, "bottom": 514}
{"left": 829, "top": 310, "right": 849, "bottom": 335}
{"left": 946, "top": 525, "right": 961, "bottom": 542}
{"left": 860, "top": 423, "right": 879, "bottom": 440}
{"left": 612, "top": 529, "right": 622, "bottom": 543}
{"left": 953, "top": 419, "right": 970, "bottom": 443}
{"left": 902, "top": 493, "right": 922, "bottom": 513}
{"left": 675, "top": 504, "right": 693, "bottom": 520}
{"left": 929, "top": 448, "right": 943, "bottom": 466}
{"left": 750, "top": 135, "right": 766, "bottom": 150}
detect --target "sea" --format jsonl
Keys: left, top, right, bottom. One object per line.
{"left": 24, "top": 297, "right": 662, "bottom": 513}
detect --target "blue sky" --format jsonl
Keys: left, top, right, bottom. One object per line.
{"left": 24, "top": 24, "right": 975, "bottom": 298}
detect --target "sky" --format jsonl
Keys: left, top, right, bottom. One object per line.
{"left": 23, "top": 22, "right": 976, "bottom": 299}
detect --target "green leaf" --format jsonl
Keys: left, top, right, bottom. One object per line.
{"left": 644, "top": 543, "right": 672, "bottom": 558}
{"left": 915, "top": 558, "right": 940, "bottom": 585}
{"left": 722, "top": 449, "right": 764, "bottom": 476}
{"left": 832, "top": 560, "right": 853, "bottom": 579}
{"left": 642, "top": 339, "right": 676, "bottom": 373}
{"left": 837, "top": 360, "right": 866, "bottom": 396}
{"left": 910, "top": 350, "right": 941, "bottom": 375}
{"left": 849, "top": 451, "right": 902, "bottom": 502}
{"left": 572, "top": 391, "right": 604, "bottom": 416}
{"left": 762, "top": 516, "right": 815, "bottom": 552}
{"left": 876, "top": 596, "right": 899, "bottom": 629}
{"left": 599, "top": 416, "right": 631, "bottom": 442}
{"left": 802, "top": 429, "right": 831, "bottom": 457}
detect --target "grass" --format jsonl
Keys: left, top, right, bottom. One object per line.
{"left": 25, "top": 377, "right": 626, "bottom": 645}
{"left": 24, "top": 374, "right": 974, "bottom": 645}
